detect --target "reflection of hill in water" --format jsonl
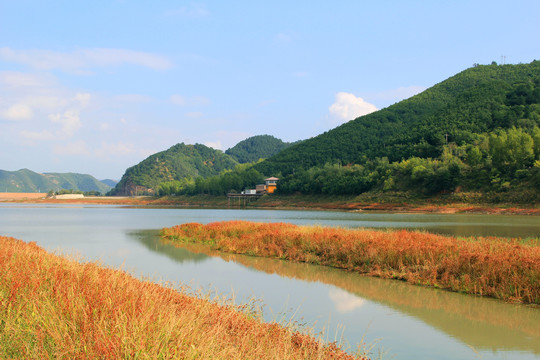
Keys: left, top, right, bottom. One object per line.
{"left": 170, "top": 242, "right": 540, "bottom": 355}
{"left": 129, "top": 230, "right": 209, "bottom": 264}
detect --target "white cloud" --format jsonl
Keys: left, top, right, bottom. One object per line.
{"left": 0, "top": 47, "right": 173, "bottom": 72}
{"left": 2, "top": 103, "right": 33, "bottom": 120}
{"left": 0, "top": 71, "right": 57, "bottom": 88}
{"left": 49, "top": 110, "right": 82, "bottom": 137}
{"left": 329, "top": 92, "right": 377, "bottom": 123}
{"left": 74, "top": 93, "right": 91, "bottom": 108}
{"left": 328, "top": 288, "right": 365, "bottom": 313}
{"left": 204, "top": 141, "right": 222, "bottom": 150}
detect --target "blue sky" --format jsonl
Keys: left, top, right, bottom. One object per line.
{"left": 1, "top": 1, "right": 539, "bottom": 180}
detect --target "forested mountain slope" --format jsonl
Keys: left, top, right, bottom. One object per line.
{"left": 0, "top": 169, "right": 112, "bottom": 193}
{"left": 255, "top": 61, "right": 540, "bottom": 176}
{"left": 112, "top": 61, "right": 540, "bottom": 201}
{"left": 225, "top": 135, "right": 294, "bottom": 163}
{"left": 110, "top": 143, "right": 238, "bottom": 195}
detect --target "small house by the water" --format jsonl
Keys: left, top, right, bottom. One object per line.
{"left": 264, "top": 177, "right": 279, "bottom": 194}
{"left": 242, "top": 177, "right": 279, "bottom": 195}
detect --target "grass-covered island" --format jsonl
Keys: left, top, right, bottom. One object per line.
{"left": 161, "top": 221, "right": 540, "bottom": 305}
{"left": 0, "top": 236, "right": 367, "bottom": 360}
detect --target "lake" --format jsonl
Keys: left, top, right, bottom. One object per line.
{"left": 1, "top": 203, "right": 539, "bottom": 360}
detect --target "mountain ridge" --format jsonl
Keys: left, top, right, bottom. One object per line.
{"left": 0, "top": 169, "right": 112, "bottom": 193}
{"left": 255, "top": 61, "right": 540, "bottom": 176}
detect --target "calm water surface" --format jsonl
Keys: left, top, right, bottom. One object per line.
{"left": 1, "top": 204, "right": 539, "bottom": 360}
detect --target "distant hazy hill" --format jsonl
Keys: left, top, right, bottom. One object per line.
{"left": 100, "top": 179, "right": 118, "bottom": 188}
{"left": 0, "top": 169, "right": 112, "bottom": 193}
{"left": 110, "top": 143, "right": 238, "bottom": 195}
{"left": 225, "top": 135, "right": 294, "bottom": 163}
{"left": 255, "top": 61, "right": 540, "bottom": 175}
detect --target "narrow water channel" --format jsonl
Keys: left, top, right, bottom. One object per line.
{"left": 1, "top": 204, "right": 538, "bottom": 359}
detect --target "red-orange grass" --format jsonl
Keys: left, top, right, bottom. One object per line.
{"left": 0, "top": 235, "right": 366, "bottom": 360}
{"left": 161, "top": 221, "right": 540, "bottom": 304}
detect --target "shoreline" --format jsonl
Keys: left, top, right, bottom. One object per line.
{"left": 1, "top": 193, "right": 539, "bottom": 215}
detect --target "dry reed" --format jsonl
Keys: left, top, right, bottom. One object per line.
{"left": 0, "top": 235, "right": 366, "bottom": 360}
{"left": 161, "top": 221, "right": 540, "bottom": 304}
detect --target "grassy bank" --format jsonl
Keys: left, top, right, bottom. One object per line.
{"left": 161, "top": 221, "right": 540, "bottom": 305}
{"left": 0, "top": 236, "right": 366, "bottom": 360}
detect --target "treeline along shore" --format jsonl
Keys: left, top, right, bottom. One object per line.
{"left": 0, "top": 236, "right": 367, "bottom": 360}
{"left": 161, "top": 221, "right": 540, "bottom": 305}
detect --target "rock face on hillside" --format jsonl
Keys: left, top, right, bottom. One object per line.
{"left": 113, "top": 178, "right": 153, "bottom": 197}
{"left": 110, "top": 143, "right": 238, "bottom": 196}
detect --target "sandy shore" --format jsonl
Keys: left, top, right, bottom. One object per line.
{"left": 0, "top": 192, "right": 47, "bottom": 200}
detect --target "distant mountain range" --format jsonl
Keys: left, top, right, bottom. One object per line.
{"left": 99, "top": 179, "right": 118, "bottom": 188}
{"left": 0, "top": 169, "right": 112, "bottom": 194}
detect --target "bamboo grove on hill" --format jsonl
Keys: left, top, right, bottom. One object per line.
{"left": 0, "top": 236, "right": 366, "bottom": 360}
{"left": 161, "top": 221, "right": 540, "bottom": 304}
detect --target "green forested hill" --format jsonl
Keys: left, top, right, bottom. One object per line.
{"left": 0, "top": 169, "right": 112, "bottom": 193}
{"left": 255, "top": 61, "right": 540, "bottom": 176}
{"left": 116, "top": 61, "right": 540, "bottom": 202}
{"left": 225, "top": 135, "right": 294, "bottom": 163}
{"left": 110, "top": 143, "right": 238, "bottom": 195}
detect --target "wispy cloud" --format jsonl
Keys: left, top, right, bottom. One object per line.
{"left": 0, "top": 71, "right": 57, "bottom": 88}
{"left": 0, "top": 47, "right": 173, "bottom": 72}
{"left": 20, "top": 129, "right": 55, "bottom": 141}
{"left": 53, "top": 140, "right": 90, "bottom": 156}
{"left": 170, "top": 94, "right": 210, "bottom": 106}
{"left": 49, "top": 110, "right": 82, "bottom": 138}
{"left": 2, "top": 103, "right": 33, "bottom": 121}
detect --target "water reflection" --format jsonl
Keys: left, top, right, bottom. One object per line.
{"left": 130, "top": 230, "right": 209, "bottom": 264}
{"left": 131, "top": 230, "right": 540, "bottom": 356}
